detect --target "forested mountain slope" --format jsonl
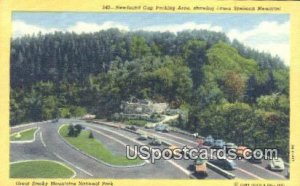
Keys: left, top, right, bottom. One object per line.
{"left": 10, "top": 29, "right": 289, "bottom": 159}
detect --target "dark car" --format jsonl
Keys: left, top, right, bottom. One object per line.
{"left": 203, "top": 135, "right": 214, "bottom": 146}
{"left": 212, "top": 139, "right": 225, "bottom": 149}
{"left": 137, "top": 133, "right": 148, "bottom": 141}
{"left": 149, "top": 137, "right": 162, "bottom": 146}
{"left": 209, "top": 159, "right": 237, "bottom": 170}
{"left": 126, "top": 125, "right": 138, "bottom": 131}
{"left": 155, "top": 124, "right": 169, "bottom": 132}
{"left": 225, "top": 143, "right": 237, "bottom": 153}
{"left": 248, "top": 156, "right": 262, "bottom": 164}
{"left": 52, "top": 118, "right": 59, "bottom": 123}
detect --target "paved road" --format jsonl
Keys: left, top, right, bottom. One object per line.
{"left": 10, "top": 119, "right": 288, "bottom": 179}
{"left": 140, "top": 128, "right": 288, "bottom": 179}
{"left": 84, "top": 122, "right": 226, "bottom": 179}
{"left": 10, "top": 119, "right": 193, "bottom": 178}
{"left": 93, "top": 119, "right": 288, "bottom": 180}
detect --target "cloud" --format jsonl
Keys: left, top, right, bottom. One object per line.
{"left": 140, "top": 22, "right": 223, "bottom": 33}
{"left": 66, "top": 21, "right": 129, "bottom": 34}
{"left": 13, "top": 20, "right": 59, "bottom": 37}
{"left": 13, "top": 20, "right": 129, "bottom": 37}
{"left": 227, "top": 21, "right": 290, "bottom": 65}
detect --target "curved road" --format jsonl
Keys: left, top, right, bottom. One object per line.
{"left": 10, "top": 119, "right": 202, "bottom": 178}
{"left": 10, "top": 119, "right": 287, "bottom": 179}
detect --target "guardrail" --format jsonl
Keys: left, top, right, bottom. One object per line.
{"left": 152, "top": 134, "right": 235, "bottom": 179}
{"left": 90, "top": 120, "right": 236, "bottom": 179}
{"left": 168, "top": 126, "right": 289, "bottom": 168}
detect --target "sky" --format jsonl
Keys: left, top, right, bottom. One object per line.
{"left": 12, "top": 13, "right": 290, "bottom": 65}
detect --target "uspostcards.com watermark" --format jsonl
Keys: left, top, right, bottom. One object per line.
{"left": 126, "top": 145, "right": 279, "bottom": 163}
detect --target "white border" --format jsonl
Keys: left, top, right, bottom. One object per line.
{"left": 10, "top": 127, "right": 40, "bottom": 144}
{"left": 10, "top": 159, "right": 76, "bottom": 178}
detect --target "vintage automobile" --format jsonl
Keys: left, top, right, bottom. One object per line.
{"left": 194, "top": 158, "right": 208, "bottom": 176}
{"left": 126, "top": 125, "right": 138, "bottom": 131}
{"left": 209, "top": 158, "right": 237, "bottom": 170}
{"left": 137, "top": 133, "right": 148, "bottom": 140}
{"left": 203, "top": 135, "right": 214, "bottom": 146}
{"left": 52, "top": 118, "right": 59, "bottom": 123}
{"left": 145, "top": 123, "right": 157, "bottom": 129}
{"left": 211, "top": 139, "right": 225, "bottom": 149}
{"left": 268, "top": 158, "right": 285, "bottom": 171}
{"left": 155, "top": 124, "right": 169, "bottom": 133}
{"left": 149, "top": 137, "right": 162, "bottom": 146}
{"left": 236, "top": 146, "right": 252, "bottom": 158}
{"left": 225, "top": 143, "right": 237, "bottom": 151}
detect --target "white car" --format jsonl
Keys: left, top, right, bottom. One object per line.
{"left": 268, "top": 158, "right": 285, "bottom": 171}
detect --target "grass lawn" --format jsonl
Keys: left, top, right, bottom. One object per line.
{"left": 59, "top": 124, "right": 143, "bottom": 166}
{"left": 10, "top": 160, "right": 74, "bottom": 178}
{"left": 10, "top": 128, "right": 37, "bottom": 141}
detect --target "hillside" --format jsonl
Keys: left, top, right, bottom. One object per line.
{"left": 10, "top": 29, "right": 289, "bottom": 159}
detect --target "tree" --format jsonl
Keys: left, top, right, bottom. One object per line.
{"left": 246, "top": 74, "right": 259, "bottom": 103}
{"left": 41, "top": 96, "right": 58, "bottom": 120}
{"left": 129, "top": 36, "right": 150, "bottom": 59}
{"left": 74, "top": 124, "right": 83, "bottom": 136}
{"left": 182, "top": 39, "right": 207, "bottom": 88}
{"left": 88, "top": 131, "right": 94, "bottom": 139}
{"left": 223, "top": 71, "right": 246, "bottom": 102}
{"left": 10, "top": 29, "right": 289, "bottom": 160}
{"left": 68, "top": 125, "right": 76, "bottom": 137}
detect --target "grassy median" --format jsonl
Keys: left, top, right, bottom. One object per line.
{"left": 59, "top": 124, "right": 143, "bottom": 166}
{"left": 10, "top": 128, "right": 37, "bottom": 141}
{"left": 10, "top": 160, "right": 74, "bottom": 178}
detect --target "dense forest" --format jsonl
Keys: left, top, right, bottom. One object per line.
{"left": 10, "top": 29, "right": 289, "bottom": 159}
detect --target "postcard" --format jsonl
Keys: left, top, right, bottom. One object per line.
{"left": 0, "top": 0, "right": 299, "bottom": 186}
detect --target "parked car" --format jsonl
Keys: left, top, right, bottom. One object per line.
{"left": 203, "top": 135, "right": 214, "bottom": 146}
{"left": 225, "top": 143, "right": 238, "bottom": 153}
{"left": 209, "top": 159, "right": 237, "bottom": 170}
{"left": 149, "top": 137, "right": 162, "bottom": 146}
{"left": 137, "top": 133, "right": 148, "bottom": 141}
{"left": 212, "top": 139, "right": 225, "bottom": 149}
{"left": 236, "top": 146, "right": 251, "bottom": 158}
{"left": 162, "top": 127, "right": 170, "bottom": 133}
{"left": 194, "top": 158, "right": 208, "bottom": 176}
{"left": 247, "top": 151, "right": 262, "bottom": 163}
{"left": 248, "top": 156, "right": 262, "bottom": 164}
{"left": 126, "top": 125, "right": 138, "bottom": 131}
{"left": 235, "top": 146, "right": 252, "bottom": 158}
{"left": 155, "top": 124, "right": 169, "bottom": 132}
{"left": 145, "top": 123, "right": 156, "bottom": 129}
{"left": 52, "top": 118, "right": 59, "bottom": 123}
{"left": 268, "top": 158, "right": 285, "bottom": 171}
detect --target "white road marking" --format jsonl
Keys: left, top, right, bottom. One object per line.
{"left": 10, "top": 159, "right": 77, "bottom": 178}
{"left": 168, "top": 159, "right": 191, "bottom": 176}
{"left": 40, "top": 132, "right": 46, "bottom": 147}
{"left": 162, "top": 132, "right": 198, "bottom": 145}
{"left": 38, "top": 125, "right": 92, "bottom": 177}
{"left": 53, "top": 152, "right": 93, "bottom": 177}
{"left": 10, "top": 127, "right": 40, "bottom": 144}
{"left": 236, "top": 167, "right": 263, "bottom": 180}
{"left": 142, "top": 129, "right": 265, "bottom": 179}
{"left": 241, "top": 159, "right": 286, "bottom": 179}
{"left": 86, "top": 124, "right": 191, "bottom": 176}
{"left": 90, "top": 128, "right": 150, "bottom": 164}
{"left": 141, "top": 130, "right": 187, "bottom": 147}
